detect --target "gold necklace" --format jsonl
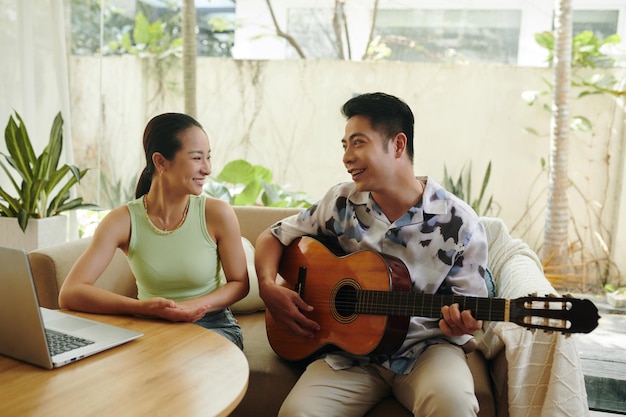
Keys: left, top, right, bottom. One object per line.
{"left": 143, "top": 195, "right": 190, "bottom": 235}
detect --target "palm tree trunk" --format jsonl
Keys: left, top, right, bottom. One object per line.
{"left": 182, "top": 0, "right": 197, "bottom": 117}
{"left": 543, "top": 0, "right": 572, "bottom": 280}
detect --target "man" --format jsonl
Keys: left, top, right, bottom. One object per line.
{"left": 255, "top": 92, "right": 488, "bottom": 417}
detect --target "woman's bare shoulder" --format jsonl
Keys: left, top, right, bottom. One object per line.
{"left": 203, "top": 195, "right": 236, "bottom": 218}
{"left": 91, "top": 205, "right": 132, "bottom": 244}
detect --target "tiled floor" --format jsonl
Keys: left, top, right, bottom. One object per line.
{"left": 572, "top": 293, "right": 626, "bottom": 416}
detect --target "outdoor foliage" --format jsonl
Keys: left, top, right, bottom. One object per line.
{"left": 518, "top": 30, "right": 624, "bottom": 291}
{"left": 0, "top": 112, "right": 97, "bottom": 231}
{"left": 109, "top": 12, "right": 183, "bottom": 58}
{"left": 70, "top": 0, "right": 234, "bottom": 57}
{"left": 535, "top": 30, "right": 620, "bottom": 68}
{"left": 522, "top": 31, "right": 624, "bottom": 137}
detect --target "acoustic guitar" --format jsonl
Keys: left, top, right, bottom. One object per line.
{"left": 265, "top": 236, "right": 600, "bottom": 362}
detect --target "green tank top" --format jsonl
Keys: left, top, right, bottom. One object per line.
{"left": 127, "top": 194, "right": 221, "bottom": 302}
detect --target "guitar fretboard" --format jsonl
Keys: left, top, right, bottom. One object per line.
{"left": 353, "top": 290, "right": 509, "bottom": 322}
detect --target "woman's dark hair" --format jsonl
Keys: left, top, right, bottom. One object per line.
{"left": 341, "top": 92, "right": 415, "bottom": 163}
{"left": 134, "top": 113, "right": 204, "bottom": 198}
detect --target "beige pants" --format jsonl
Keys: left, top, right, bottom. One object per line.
{"left": 278, "top": 343, "right": 479, "bottom": 417}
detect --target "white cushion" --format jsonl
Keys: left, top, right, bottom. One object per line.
{"left": 224, "top": 237, "right": 265, "bottom": 314}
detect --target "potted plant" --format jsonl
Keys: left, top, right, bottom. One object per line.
{"left": 0, "top": 111, "right": 96, "bottom": 250}
{"left": 203, "top": 159, "right": 314, "bottom": 208}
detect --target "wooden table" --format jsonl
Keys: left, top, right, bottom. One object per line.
{"left": 0, "top": 312, "right": 249, "bottom": 417}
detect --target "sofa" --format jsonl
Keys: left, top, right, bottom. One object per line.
{"left": 28, "top": 206, "right": 590, "bottom": 417}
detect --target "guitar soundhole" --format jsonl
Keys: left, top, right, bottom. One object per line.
{"left": 331, "top": 279, "right": 359, "bottom": 324}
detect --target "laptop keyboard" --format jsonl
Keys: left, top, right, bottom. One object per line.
{"left": 45, "top": 329, "right": 95, "bottom": 356}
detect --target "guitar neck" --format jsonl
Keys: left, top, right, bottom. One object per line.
{"left": 356, "top": 290, "right": 509, "bottom": 322}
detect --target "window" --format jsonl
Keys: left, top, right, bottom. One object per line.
{"left": 573, "top": 10, "right": 619, "bottom": 40}
{"left": 286, "top": 8, "right": 337, "bottom": 59}
{"left": 374, "top": 9, "right": 522, "bottom": 64}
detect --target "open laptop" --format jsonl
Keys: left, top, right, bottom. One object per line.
{"left": 0, "top": 246, "right": 143, "bottom": 369}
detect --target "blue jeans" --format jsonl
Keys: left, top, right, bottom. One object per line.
{"left": 194, "top": 308, "right": 243, "bottom": 350}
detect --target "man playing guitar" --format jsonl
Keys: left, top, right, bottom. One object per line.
{"left": 255, "top": 92, "right": 488, "bottom": 417}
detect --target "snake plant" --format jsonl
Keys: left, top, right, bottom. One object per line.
{"left": 0, "top": 111, "right": 96, "bottom": 232}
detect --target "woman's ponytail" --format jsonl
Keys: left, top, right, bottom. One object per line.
{"left": 134, "top": 167, "right": 153, "bottom": 198}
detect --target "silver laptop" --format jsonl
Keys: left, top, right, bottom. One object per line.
{"left": 0, "top": 246, "right": 143, "bottom": 369}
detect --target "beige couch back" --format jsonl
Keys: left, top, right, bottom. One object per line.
{"left": 28, "top": 206, "right": 525, "bottom": 313}
{"left": 29, "top": 205, "right": 301, "bottom": 309}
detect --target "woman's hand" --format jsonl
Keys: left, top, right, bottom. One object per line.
{"left": 141, "top": 298, "right": 211, "bottom": 323}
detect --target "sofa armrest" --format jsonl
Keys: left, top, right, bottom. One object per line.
{"left": 478, "top": 217, "right": 589, "bottom": 417}
{"left": 481, "top": 217, "right": 555, "bottom": 298}
{"left": 28, "top": 238, "right": 137, "bottom": 309}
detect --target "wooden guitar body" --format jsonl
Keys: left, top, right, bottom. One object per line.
{"left": 265, "top": 236, "right": 411, "bottom": 361}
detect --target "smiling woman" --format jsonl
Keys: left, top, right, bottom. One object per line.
{"left": 57, "top": 112, "right": 250, "bottom": 350}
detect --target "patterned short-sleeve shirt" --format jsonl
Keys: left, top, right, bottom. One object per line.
{"left": 271, "top": 177, "right": 488, "bottom": 373}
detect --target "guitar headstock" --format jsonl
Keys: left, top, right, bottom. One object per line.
{"left": 509, "top": 294, "right": 600, "bottom": 334}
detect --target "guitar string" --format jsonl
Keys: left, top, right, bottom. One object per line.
{"left": 290, "top": 293, "right": 572, "bottom": 322}
{"left": 290, "top": 294, "right": 511, "bottom": 317}
{"left": 286, "top": 296, "right": 570, "bottom": 331}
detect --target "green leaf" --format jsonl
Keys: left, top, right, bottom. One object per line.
{"left": 0, "top": 158, "right": 22, "bottom": 200}
{"left": 523, "top": 127, "right": 542, "bottom": 136}
{"left": 203, "top": 181, "right": 232, "bottom": 203}
{"left": 46, "top": 167, "right": 87, "bottom": 216}
{"left": 570, "top": 116, "right": 592, "bottom": 132}
{"left": 44, "top": 112, "right": 64, "bottom": 179}
{"left": 252, "top": 164, "right": 273, "bottom": 183}
{"left": 4, "top": 113, "right": 35, "bottom": 183}
{"left": 477, "top": 161, "right": 492, "bottom": 203}
{"left": 442, "top": 161, "right": 495, "bottom": 217}
{"left": 133, "top": 13, "right": 151, "bottom": 45}
{"left": 602, "top": 34, "right": 621, "bottom": 45}
{"left": 120, "top": 34, "right": 132, "bottom": 50}
{"left": 233, "top": 181, "right": 262, "bottom": 206}
{"left": 260, "top": 182, "right": 281, "bottom": 206}
{"left": 217, "top": 160, "right": 253, "bottom": 184}
{"left": 534, "top": 31, "right": 554, "bottom": 50}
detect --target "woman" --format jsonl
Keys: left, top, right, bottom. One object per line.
{"left": 59, "top": 113, "right": 249, "bottom": 349}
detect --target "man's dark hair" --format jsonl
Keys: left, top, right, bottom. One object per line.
{"left": 341, "top": 92, "right": 415, "bottom": 163}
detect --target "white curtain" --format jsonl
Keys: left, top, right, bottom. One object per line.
{"left": 0, "top": 0, "right": 73, "bottom": 164}
{"left": 0, "top": 0, "right": 76, "bottom": 236}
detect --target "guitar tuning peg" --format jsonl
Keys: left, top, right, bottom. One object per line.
{"left": 528, "top": 292, "right": 538, "bottom": 297}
